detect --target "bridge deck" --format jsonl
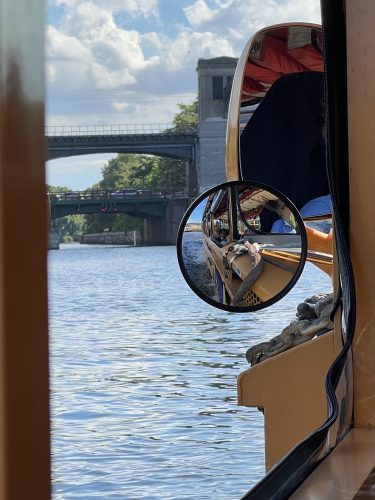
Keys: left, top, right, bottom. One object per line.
{"left": 49, "top": 189, "right": 188, "bottom": 219}
{"left": 47, "top": 125, "right": 199, "bottom": 161}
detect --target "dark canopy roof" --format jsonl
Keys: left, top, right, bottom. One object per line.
{"left": 240, "top": 71, "right": 328, "bottom": 210}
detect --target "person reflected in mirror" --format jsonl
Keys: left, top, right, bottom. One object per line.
{"left": 219, "top": 229, "right": 229, "bottom": 245}
{"left": 269, "top": 202, "right": 296, "bottom": 234}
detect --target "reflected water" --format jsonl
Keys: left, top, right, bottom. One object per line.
{"left": 49, "top": 243, "right": 331, "bottom": 499}
{"left": 182, "top": 232, "right": 217, "bottom": 300}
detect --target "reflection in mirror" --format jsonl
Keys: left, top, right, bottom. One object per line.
{"left": 300, "top": 194, "right": 332, "bottom": 220}
{"left": 177, "top": 181, "right": 307, "bottom": 312}
{"left": 240, "top": 25, "right": 323, "bottom": 109}
{"left": 233, "top": 24, "right": 331, "bottom": 223}
{"left": 299, "top": 192, "right": 333, "bottom": 276}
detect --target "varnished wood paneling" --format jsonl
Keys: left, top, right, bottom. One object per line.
{"left": 0, "top": 1, "right": 50, "bottom": 498}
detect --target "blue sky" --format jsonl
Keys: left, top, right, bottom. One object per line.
{"left": 188, "top": 199, "right": 206, "bottom": 223}
{"left": 46, "top": 0, "right": 321, "bottom": 190}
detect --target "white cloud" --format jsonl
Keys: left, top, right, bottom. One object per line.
{"left": 52, "top": 0, "right": 159, "bottom": 17}
{"left": 46, "top": 0, "right": 321, "bottom": 125}
{"left": 47, "top": 91, "right": 196, "bottom": 126}
{"left": 184, "top": 0, "right": 216, "bottom": 27}
{"left": 111, "top": 101, "right": 130, "bottom": 111}
{"left": 46, "top": 0, "right": 322, "bottom": 188}
{"left": 47, "top": 0, "right": 321, "bottom": 89}
{"left": 46, "top": 2, "right": 160, "bottom": 90}
{"left": 165, "top": 30, "right": 235, "bottom": 71}
{"left": 46, "top": 25, "right": 92, "bottom": 87}
{"left": 184, "top": 0, "right": 321, "bottom": 44}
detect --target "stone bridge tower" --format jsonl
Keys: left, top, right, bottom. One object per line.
{"left": 196, "top": 56, "right": 238, "bottom": 193}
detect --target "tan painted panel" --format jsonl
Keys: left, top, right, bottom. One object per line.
{"left": 0, "top": 1, "right": 50, "bottom": 499}
{"left": 291, "top": 429, "right": 375, "bottom": 499}
{"left": 346, "top": 0, "right": 375, "bottom": 427}
{"left": 238, "top": 332, "right": 335, "bottom": 470}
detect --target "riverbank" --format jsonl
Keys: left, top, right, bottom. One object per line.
{"left": 81, "top": 230, "right": 142, "bottom": 245}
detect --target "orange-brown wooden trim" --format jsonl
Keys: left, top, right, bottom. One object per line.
{"left": 0, "top": 1, "right": 51, "bottom": 498}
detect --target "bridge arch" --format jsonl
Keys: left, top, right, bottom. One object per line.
{"left": 46, "top": 124, "right": 199, "bottom": 195}
{"left": 48, "top": 188, "right": 190, "bottom": 245}
{"left": 46, "top": 124, "right": 198, "bottom": 162}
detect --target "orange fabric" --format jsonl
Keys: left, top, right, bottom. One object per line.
{"left": 245, "top": 61, "right": 282, "bottom": 84}
{"left": 256, "top": 35, "right": 306, "bottom": 74}
{"left": 242, "top": 75, "right": 265, "bottom": 94}
{"left": 288, "top": 45, "right": 323, "bottom": 72}
{"left": 305, "top": 226, "right": 333, "bottom": 277}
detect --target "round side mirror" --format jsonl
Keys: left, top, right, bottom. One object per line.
{"left": 177, "top": 181, "right": 307, "bottom": 312}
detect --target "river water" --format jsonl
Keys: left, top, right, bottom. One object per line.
{"left": 49, "top": 243, "right": 331, "bottom": 499}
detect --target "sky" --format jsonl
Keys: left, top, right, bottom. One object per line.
{"left": 188, "top": 198, "right": 206, "bottom": 223}
{"left": 46, "top": 0, "right": 321, "bottom": 190}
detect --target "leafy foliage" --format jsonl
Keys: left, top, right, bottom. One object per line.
{"left": 58, "top": 215, "right": 86, "bottom": 242}
{"left": 47, "top": 185, "right": 86, "bottom": 242}
{"left": 171, "top": 101, "right": 198, "bottom": 132}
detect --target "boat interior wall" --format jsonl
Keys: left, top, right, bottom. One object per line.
{"left": 237, "top": 331, "right": 336, "bottom": 470}
{"left": 291, "top": 428, "right": 375, "bottom": 499}
{"left": 240, "top": 71, "right": 328, "bottom": 210}
{"left": 346, "top": 0, "right": 375, "bottom": 428}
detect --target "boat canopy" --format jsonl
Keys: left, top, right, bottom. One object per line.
{"left": 232, "top": 24, "right": 329, "bottom": 211}
{"left": 210, "top": 189, "right": 227, "bottom": 214}
{"left": 241, "top": 25, "right": 323, "bottom": 105}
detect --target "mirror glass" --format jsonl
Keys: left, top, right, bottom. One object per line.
{"left": 240, "top": 25, "right": 323, "bottom": 108}
{"left": 177, "top": 181, "right": 307, "bottom": 312}
{"left": 234, "top": 25, "right": 331, "bottom": 222}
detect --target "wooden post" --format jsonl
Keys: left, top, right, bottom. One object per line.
{"left": 0, "top": 1, "right": 51, "bottom": 498}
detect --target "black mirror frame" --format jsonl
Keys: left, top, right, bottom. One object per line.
{"left": 176, "top": 180, "right": 308, "bottom": 313}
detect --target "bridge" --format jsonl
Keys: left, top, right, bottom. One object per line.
{"left": 46, "top": 124, "right": 199, "bottom": 195}
{"left": 48, "top": 188, "right": 190, "bottom": 245}
{"left": 46, "top": 124, "right": 199, "bottom": 193}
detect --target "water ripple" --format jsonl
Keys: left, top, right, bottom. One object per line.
{"left": 49, "top": 244, "right": 331, "bottom": 499}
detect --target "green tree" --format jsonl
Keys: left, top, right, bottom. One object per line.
{"left": 85, "top": 99, "right": 198, "bottom": 234}
{"left": 85, "top": 155, "right": 155, "bottom": 233}
{"left": 171, "top": 100, "right": 198, "bottom": 131}
{"left": 97, "top": 100, "right": 198, "bottom": 192}
{"left": 57, "top": 214, "right": 86, "bottom": 242}
{"left": 149, "top": 99, "right": 198, "bottom": 191}
{"left": 47, "top": 184, "right": 70, "bottom": 193}
{"left": 84, "top": 212, "right": 143, "bottom": 234}
{"left": 47, "top": 185, "right": 86, "bottom": 242}
{"left": 98, "top": 154, "right": 158, "bottom": 190}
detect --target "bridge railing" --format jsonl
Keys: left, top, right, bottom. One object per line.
{"left": 48, "top": 188, "right": 188, "bottom": 202}
{"left": 45, "top": 124, "right": 197, "bottom": 137}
